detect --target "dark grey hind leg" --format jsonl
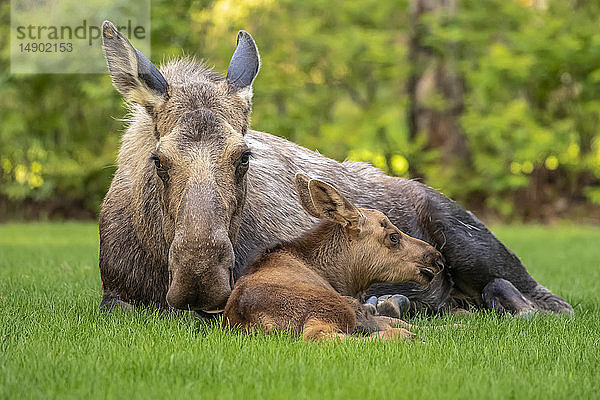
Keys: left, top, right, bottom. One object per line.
{"left": 415, "top": 186, "right": 573, "bottom": 315}
{"left": 525, "top": 284, "right": 573, "bottom": 314}
{"left": 100, "top": 293, "right": 133, "bottom": 311}
{"left": 482, "top": 278, "right": 535, "bottom": 315}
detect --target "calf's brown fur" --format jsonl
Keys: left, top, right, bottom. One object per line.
{"left": 223, "top": 174, "right": 443, "bottom": 340}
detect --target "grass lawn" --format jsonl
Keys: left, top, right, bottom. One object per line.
{"left": 1, "top": 222, "right": 599, "bottom": 399}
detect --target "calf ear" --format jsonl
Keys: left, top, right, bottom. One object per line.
{"left": 102, "top": 21, "right": 168, "bottom": 112}
{"left": 308, "top": 179, "right": 364, "bottom": 231}
{"left": 294, "top": 173, "right": 321, "bottom": 218}
{"left": 227, "top": 30, "right": 260, "bottom": 103}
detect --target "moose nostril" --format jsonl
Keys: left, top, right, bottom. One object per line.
{"left": 435, "top": 258, "right": 445, "bottom": 272}
{"left": 229, "top": 267, "right": 235, "bottom": 289}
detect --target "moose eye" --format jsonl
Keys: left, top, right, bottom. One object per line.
{"left": 150, "top": 154, "right": 169, "bottom": 181}
{"left": 151, "top": 155, "right": 162, "bottom": 169}
{"left": 389, "top": 233, "right": 400, "bottom": 245}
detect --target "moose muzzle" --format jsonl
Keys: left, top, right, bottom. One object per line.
{"left": 165, "top": 181, "right": 235, "bottom": 312}
{"left": 166, "top": 232, "right": 234, "bottom": 312}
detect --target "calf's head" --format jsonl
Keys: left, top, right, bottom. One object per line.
{"left": 295, "top": 174, "right": 444, "bottom": 288}
{"left": 102, "top": 21, "right": 260, "bottom": 312}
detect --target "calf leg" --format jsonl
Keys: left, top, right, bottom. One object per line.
{"left": 370, "top": 328, "right": 418, "bottom": 340}
{"left": 342, "top": 296, "right": 385, "bottom": 335}
{"left": 302, "top": 318, "right": 417, "bottom": 342}
{"left": 343, "top": 296, "right": 419, "bottom": 339}
{"left": 482, "top": 278, "right": 535, "bottom": 315}
{"left": 372, "top": 315, "right": 418, "bottom": 330}
{"left": 303, "top": 318, "right": 349, "bottom": 341}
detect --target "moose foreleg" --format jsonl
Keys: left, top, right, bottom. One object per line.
{"left": 99, "top": 293, "right": 133, "bottom": 311}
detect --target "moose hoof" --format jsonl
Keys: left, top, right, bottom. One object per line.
{"left": 377, "top": 294, "right": 391, "bottom": 302}
{"left": 390, "top": 294, "right": 410, "bottom": 314}
{"left": 377, "top": 299, "right": 400, "bottom": 318}
{"left": 365, "top": 296, "right": 378, "bottom": 307}
{"left": 364, "top": 303, "right": 377, "bottom": 316}
{"left": 377, "top": 294, "right": 410, "bottom": 318}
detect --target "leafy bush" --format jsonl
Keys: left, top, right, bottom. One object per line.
{"left": 1, "top": 0, "right": 599, "bottom": 221}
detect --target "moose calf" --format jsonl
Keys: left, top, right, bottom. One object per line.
{"left": 223, "top": 174, "right": 444, "bottom": 340}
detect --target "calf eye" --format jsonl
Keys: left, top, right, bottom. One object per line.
{"left": 389, "top": 233, "right": 400, "bottom": 245}
{"left": 236, "top": 151, "right": 252, "bottom": 173}
{"left": 239, "top": 151, "right": 251, "bottom": 167}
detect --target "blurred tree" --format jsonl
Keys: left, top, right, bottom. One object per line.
{"left": 0, "top": 1, "right": 121, "bottom": 218}
{"left": 422, "top": 0, "right": 600, "bottom": 219}
{"left": 192, "top": 0, "right": 417, "bottom": 177}
{"left": 0, "top": 0, "right": 207, "bottom": 219}
{"left": 407, "top": 0, "right": 468, "bottom": 166}
{"left": 0, "top": 0, "right": 599, "bottom": 221}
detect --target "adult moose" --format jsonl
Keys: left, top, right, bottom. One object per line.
{"left": 98, "top": 21, "right": 572, "bottom": 316}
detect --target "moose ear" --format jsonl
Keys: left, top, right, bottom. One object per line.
{"left": 102, "top": 21, "right": 168, "bottom": 112}
{"left": 308, "top": 179, "right": 364, "bottom": 231}
{"left": 294, "top": 173, "right": 321, "bottom": 219}
{"left": 226, "top": 30, "right": 260, "bottom": 103}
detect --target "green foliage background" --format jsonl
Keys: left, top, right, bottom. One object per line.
{"left": 1, "top": 0, "right": 599, "bottom": 221}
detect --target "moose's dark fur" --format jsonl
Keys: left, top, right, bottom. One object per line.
{"left": 98, "top": 21, "right": 573, "bottom": 316}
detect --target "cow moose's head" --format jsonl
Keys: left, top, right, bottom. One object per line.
{"left": 102, "top": 21, "right": 260, "bottom": 312}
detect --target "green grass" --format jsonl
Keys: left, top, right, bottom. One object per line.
{"left": 1, "top": 223, "right": 599, "bottom": 399}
